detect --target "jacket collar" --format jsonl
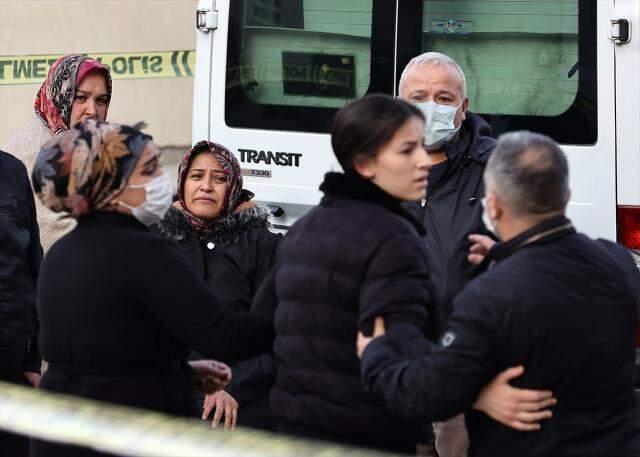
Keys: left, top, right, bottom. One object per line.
{"left": 319, "top": 172, "right": 426, "bottom": 236}
{"left": 156, "top": 205, "right": 270, "bottom": 247}
{"left": 77, "top": 210, "right": 147, "bottom": 230}
{"left": 489, "top": 215, "right": 575, "bottom": 262}
{"left": 444, "top": 112, "right": 496, "bottom": 166}
{"left": 422, "top": 112, "right": 496, "bottom": 196}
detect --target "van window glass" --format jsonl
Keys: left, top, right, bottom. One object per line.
{"left": 397, "top": 0, "right": 596, "bottom": 144}
{"left": 225, "top": 0, "right": 395, "bottom": 132}
{"left": 226, "top": 0, "right": 597, "bottom": 144}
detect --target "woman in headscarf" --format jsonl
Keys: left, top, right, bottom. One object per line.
{"left": 156, "top": 141, "right": 281, "bottom": 431}
{"left": 3, "top": 54, "right": 112, "bottom": 251}
{"left": 30, "top": 120, "right": 274, "bottom": 457}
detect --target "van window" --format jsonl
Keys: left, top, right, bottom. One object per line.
{"left": 397, "top": 0, "right": 597, "bottom": 145}
{"left": 225, "top": 0, "right": 395, "bottom": 132}
{"left": 226, "top": 0, "right": 597, "bottom": 144}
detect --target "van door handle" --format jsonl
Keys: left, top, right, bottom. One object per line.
{"left": 609, "top": 19, "right": 631, "bottom": 44}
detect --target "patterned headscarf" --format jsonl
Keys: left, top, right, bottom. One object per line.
{"left": 176, "top": 141, "right": 254, "bottom": 234}
{"left": 35, "top": 55, "right": 112, "bottom": 134}
{"left": 32, "top": 119, "right": 152, "bottom": 217}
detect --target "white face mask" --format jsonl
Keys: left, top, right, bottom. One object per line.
{"left": 119, "top": 173, "right": 173, "bottom": 227}
{"left": 481, "top": 196, "right": 499, "bottom": 238}
{"left": 416, "top": 100, "right": 464, "bottom": 151}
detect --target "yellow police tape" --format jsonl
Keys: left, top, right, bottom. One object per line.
{"left": 0, "top": 381, "right": 396, "bottom": 456}
{"left": 0, "top": 51, "right": 195, "bottom": 85}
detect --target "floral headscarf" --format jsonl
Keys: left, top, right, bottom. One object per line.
{"left": 176, "top": 140, "right": 254, "bottom": 234}
{"left": 35, "top": 55, "right": 112, "bottom": 134}
{"left": 32, "top": 119, "right": 152, "bottom": 217}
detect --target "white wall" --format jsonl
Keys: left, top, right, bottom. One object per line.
{"left": 0, "top": 0, "right": 198, "bottom": 147}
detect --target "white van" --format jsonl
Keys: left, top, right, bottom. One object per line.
{"left": 191, "top": 0, "right": 640, "bottom": 265}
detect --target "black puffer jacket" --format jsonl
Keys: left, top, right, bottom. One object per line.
{"left": 406, "top": 112, "right": 496, "bottom": 329}
{"left": 0, "top": 150, "right": 42, "bottom": 382}
{"left": 156, "top": 206, "right": 281, "bottom": 429}
{"left": 253, "top": 172, "right": 438, "bottom": 452}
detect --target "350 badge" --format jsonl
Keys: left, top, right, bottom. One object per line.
{"left": 241, "top": 168, "right": 272, "bottom": 178}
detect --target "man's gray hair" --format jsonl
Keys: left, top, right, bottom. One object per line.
{"left": 485, "top": 131, "right": 570, "bottom": 216}
{"left": 399, "top": 52, "right": 467, "bottom": 97}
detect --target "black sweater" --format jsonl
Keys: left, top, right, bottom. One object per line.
{"left": 37, "top": 211, "right": 274, "bottom": 416}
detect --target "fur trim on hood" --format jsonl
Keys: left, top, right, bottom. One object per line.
{"left": 156, "top": 205, "right": 271, "bottom": 247}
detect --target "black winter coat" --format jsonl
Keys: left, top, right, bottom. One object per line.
{"left": 32, "top": 211, "right": 274, "bottom": 457}
{"left": 0, "top": 150, "right": 42, "bottom": 457}
{"left": 362, "top": 216, "right": 639, "bottom": 457}
{"left": 407, "top": 112, "right": 496, "bottom": 329}
{"left": 253, "top": 172, "right": 437, "bottom": 453}
{"left": 156, "top": 206, "right": 281, "bottom": 429}
{"left": 0, "top": 150, "right": 42, "bottom": 382}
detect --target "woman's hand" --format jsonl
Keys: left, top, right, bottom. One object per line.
{"left": 202, "top": 390, "right": 239, "bottom": 430}
{"left": 189, "top": 360, "right": 231, "bottom": 394}
{"left": 473, "top": 365, "right": 556, "bottom": 431}
{"left": 24, "top": 371, "right": 41, "bottom": 388}
{"left": 468, "top": 234, "right": 496, "bottom": 265}
{"left": 357, "top": 316, "right": 386, "bottom": 358}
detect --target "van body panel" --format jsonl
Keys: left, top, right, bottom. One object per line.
{"left": 194, "top": 0, "right": 621, "bottom": 240}
{"left": 615, "top": 0, "right": 640, "bottom": 206}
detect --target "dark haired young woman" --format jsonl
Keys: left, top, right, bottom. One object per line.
{"left": 252, "top": 94, "right": 434, "bottom": 452}
{"left": 253, "top": 94, "right": 554, "bottom": 453}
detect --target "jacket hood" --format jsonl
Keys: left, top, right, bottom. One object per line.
{"left": 319, "top": 172, "right": 426, "bottom": 236}
{"left": 156, "top": 205, "right": 271, "bottom": 247}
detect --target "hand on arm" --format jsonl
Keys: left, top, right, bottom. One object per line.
{"left": 226, "top": 354, "right": 276, "bottom": 406}
{"left": 202, "top": 390, "right": 239, "bottom": 430}
{"left": 358, "top": 234, "right": 431, "bottom": 357}
{"left": 359, "top": 289, "right": 509, "bottom": 421}
{"left": 24, "top": 371, "right": 41, "bottom": 388}
{"left": 473, "top": 365, "right": 556, "bottom": 431}
{"left": 189, "top": 359, "right": 231, "bottom": 394}
{"left": 143, "top": 241, "right": 274, "bottom": 362}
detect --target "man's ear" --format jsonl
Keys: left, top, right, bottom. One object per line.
{"left": 353, "top": 153, "right": 376, "bottom": 179}
{"left": 490, "top": 192, "right": 503, "bottom": 222}
{"left": 461, "top": 97, "right": 469, "bottom": 120}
